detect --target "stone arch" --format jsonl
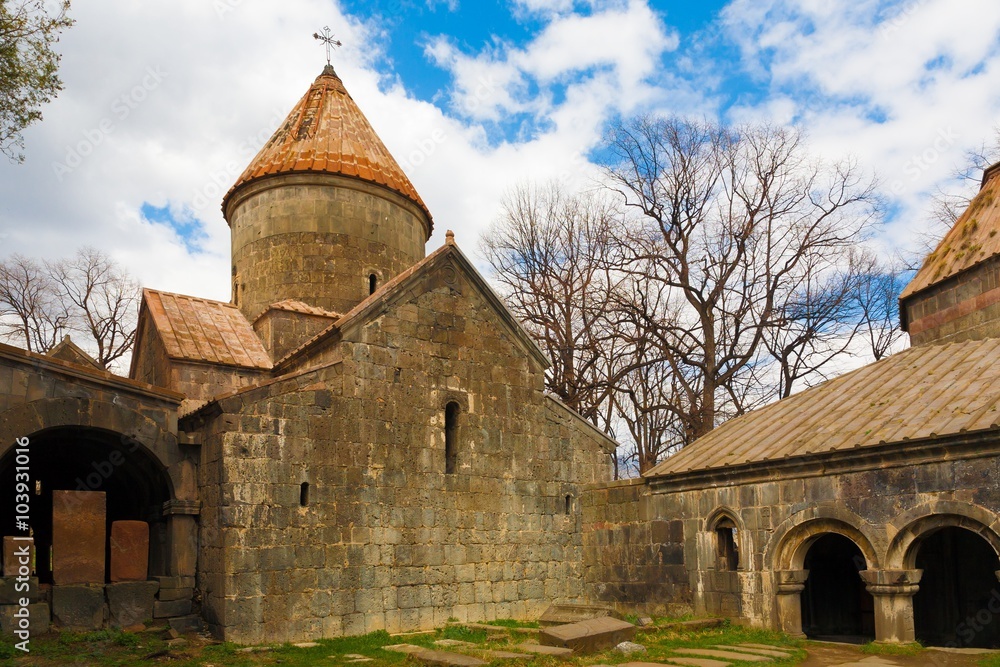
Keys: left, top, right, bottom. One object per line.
{"left": 0, "top": 396, "right": 181, "bottom": 477}
{"left": 886, "top": 501, "right": 1000, "bottom": 570}
{"left": 768, "top": 505, "right": 882, "bottom": 571}
{"left": 705, "top": 506, "right": 746, "bottom": 572}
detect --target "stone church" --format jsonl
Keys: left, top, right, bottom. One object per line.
{"left": 3, "top": 60, "right": 1000, "bottom": 650}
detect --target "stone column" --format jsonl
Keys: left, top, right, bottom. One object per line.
{"left": 860, "top": 569, "right": 923, "bottom": 644}
{"left": 774, "top": 569, "right": 809, "bottom": 638}
{"left": 163, "top": 500, "right": 201, "bottom": 578}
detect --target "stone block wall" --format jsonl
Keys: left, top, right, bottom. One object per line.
{"left": 581, "top": 438, "right": 1000, "bottom": 639}
{"left": 904, "top": 254, "right": 1000, "bottom": 346}
{"left": 253, "top": 309, "right": 338, "bottom": 361}
{"left": 193, "top": 265, "right": 613, "bottom": 644}
{"left": 581, "top": 479, "right": 690, "bottom": 617}
{"left": 227, "top": 174, "right": 430, "bottom": 320}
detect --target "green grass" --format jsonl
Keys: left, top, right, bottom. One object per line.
{"left": 0, "top": 619, "right": 809, "bottom": 667}
{"left": 979, "top": 654, "right": 1000, "bottom": 667}
{"left": 483, "top": 618, "right": 541, "bottom": 629}
{"left": 861, "top": 641, "right": 924, "bottom": 656}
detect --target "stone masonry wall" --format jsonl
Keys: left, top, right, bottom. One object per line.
{"left": 581, "top": 479, "right": 690, "bottom": 617}
{"left": 581, "top": 441, "right": 1000, "bottom": 634}
{"left": 905, "top": 254, "right": 1000, "bottom": 346}
{"left": 228, "top": 174, "right": 430, "bottom": 320}
{"left": 193, "top": 263, "right": 613, "bottom": 644}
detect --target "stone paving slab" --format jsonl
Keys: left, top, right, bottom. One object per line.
{"left": 739, "top": 644, "right": 791, "bottom": 651}
{"left": 435, "top": 640, "right": 475, "bottom": 647}
{"left": 383, "top": 644, "right": 428, "bottom": 654}
{"left": 411, "top": 649, "right": 487, "bottom": 667}
{"left": 516, "top": 643, "right": 574, "bottom": 656}
{"left": 661, "top": 658, "right": 733, "bottom": 667}
{"left": 715, "top": 645, "right": 793, "bottom": 658}
{"left": 675, "top": 647, "right": 773, "bottom": 662}
{"left": 477, "top": 650, "right": 533, "bottom": 660}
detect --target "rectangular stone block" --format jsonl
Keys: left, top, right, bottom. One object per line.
{"left": 52, "top": 584, "right": 106, "bottom": 631}
{"left": 539, "top": 617, "right": 636, "bottom": 654}
{"left": 155, "top": 575, "right": 195, "bottom": 590}
{"left": 0, "top": 576, "right": 41, "bottom": 604}
{"left": 110, "top": 521, "right": 149, "bottom": 582}
{"left": 2, "top": 537, "right": 33, "bottom": 577}
{"left": 0, "top": 602, "right": 49, "bottom": 636}
{"left": 106, "top": 581, "right": 159, "bottom": 628}
{"left": 157, "top": 587, "right": 193, "bottom": 602}
{"left": 153, "top": 599, "right": 192, "bottom": 618}
{"left": 52, "top": 491, "right": 106, "bottom": 585}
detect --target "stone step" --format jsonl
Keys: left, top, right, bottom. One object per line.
{"left": 516, "top": 643, "right": 574, "bottom": 656}
{"left": 539, "top": 616, "right": 636, "bottom": 653}
{"left": 674, "top": 647, "right": 773, "bottom": 662}
{"left": 411, "top": 649, "right": 487, "bottom": 667}
{"left": 714, "top": 645, "right": 792, "bottom": 658}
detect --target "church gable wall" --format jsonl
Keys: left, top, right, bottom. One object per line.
{"left": 904, "top": 254, "right": 1000, "bottom": 346}
{"left": 196, "top": 268, "right": 612, "bottom": 644}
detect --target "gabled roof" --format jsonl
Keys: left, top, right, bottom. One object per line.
{"left": 901, "top": 165, "right": 1000, "bottom": 301}
{"left": 254, "top": 299, "right": 341, "bottom": 322}
{"left": 139, "top": 289, "right": 272, "bottom": 370}
{"left": 47, "top": 335, "right": 102, "bottom": 370}
{"left": 275, "top": 235, "right": 550, "bottom": 372}
{"left": 645, "top": 337, "right": 1000, "bottom": 478}
{"left": 222, "top": 65, "right": 431, "bottom": 229}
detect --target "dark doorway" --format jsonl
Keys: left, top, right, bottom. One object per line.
{"left": 801, "top": 533, "right": 875, "bottom": 643}
{"left": 0, "top": 427, "right": 172, "bottom": 584}
{"left": 914, "top": 527, "right": 1000, "bottom": 648}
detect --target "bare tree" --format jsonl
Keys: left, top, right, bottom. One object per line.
{"left": 50, "top": 247, "right": 140, "bottom": 369}
{"left": 481, "top": 183, "right": 621, "bottom": 426}
{"left": 0, "top": 248, "right": 139, "bottom": 372}
{"left": 0, "top": 253, "right": 69, "bottom": 352}
{"left": 603, "top": 116, "right": 880, "bottom": 441}
{"left": 853, "top": 252, "right": 908, "bottom": 361}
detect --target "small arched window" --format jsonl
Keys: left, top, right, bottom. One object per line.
{"left": 715, "top": 516, "right": 739, "bottom": 571}
{"left": 369, "top": 274, "right": 378, "bottom": 295}
{"left": 445, "top": 402, "right": 460, "bottom": 474}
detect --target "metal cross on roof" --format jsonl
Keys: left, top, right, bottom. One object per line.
{"left": 313, "top": 26, "right": 343, "bottom": 66}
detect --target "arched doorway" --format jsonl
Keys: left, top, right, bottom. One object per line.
{"left": 0, "top": 427, "right": 173, "bottom": 583}
{"left": 913, "top": 527, "right": 1000, "bottom": 648}
{"left": 801, "top": 534, "right": 875, "bottom": 642}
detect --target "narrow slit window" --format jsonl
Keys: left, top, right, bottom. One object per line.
{"left": 300, "top": 482, "right": 310, "bottom": 507}
{"left": 445, "top": 402, "right": 459, "bottom": 474}
{"left": 565, "top": 495, "right": 572, "bottom": 514}
{"left": 369, "top": 274, "right": 378, "bottom": 294}
{"left": 715, "top": 517, "right": 739, "bottom": 571}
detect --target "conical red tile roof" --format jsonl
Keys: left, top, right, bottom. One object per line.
{"left": 223, "top": 65, "right": 432, "bottom": 230}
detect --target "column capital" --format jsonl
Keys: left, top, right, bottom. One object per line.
{"left": 775, "top": 569, "right": 809, "bottom": 594}
{"left": 860, "top": 569, "right": 923, "bottom": 596}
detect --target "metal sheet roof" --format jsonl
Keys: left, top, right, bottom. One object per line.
{"left": 645, "top": 338, "right": 1000, "bottom": 478}
{"left": 143, "top": 289, "right": 273, "bottom": 370}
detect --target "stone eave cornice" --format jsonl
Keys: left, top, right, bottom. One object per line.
{"left": 0, "top": 341, "right": 184, "bottom": 405}
{"left": 645, "top": 428, "right": 1000, "bottom": 493}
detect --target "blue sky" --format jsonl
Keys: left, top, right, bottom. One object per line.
{"left": 2, "top": 0, "right": 1000, "bottom": 305}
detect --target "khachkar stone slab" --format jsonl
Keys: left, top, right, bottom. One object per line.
{"left": 106, "top": 581, "right": 159, "bottom": 628}
{"left": 52, "top": 491, "right": 107, "bottom": 585}
{"left": 110, "top": 521, "right": 149, "bottom": 582}
{"left": 52, "top": 584, "right": 106, "bottom": 631}
{"left": 539, "top": 617, "right": 636, "bottom": 654}
{"left": 2, "top": 536, "right": 33, "bottom": 577}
